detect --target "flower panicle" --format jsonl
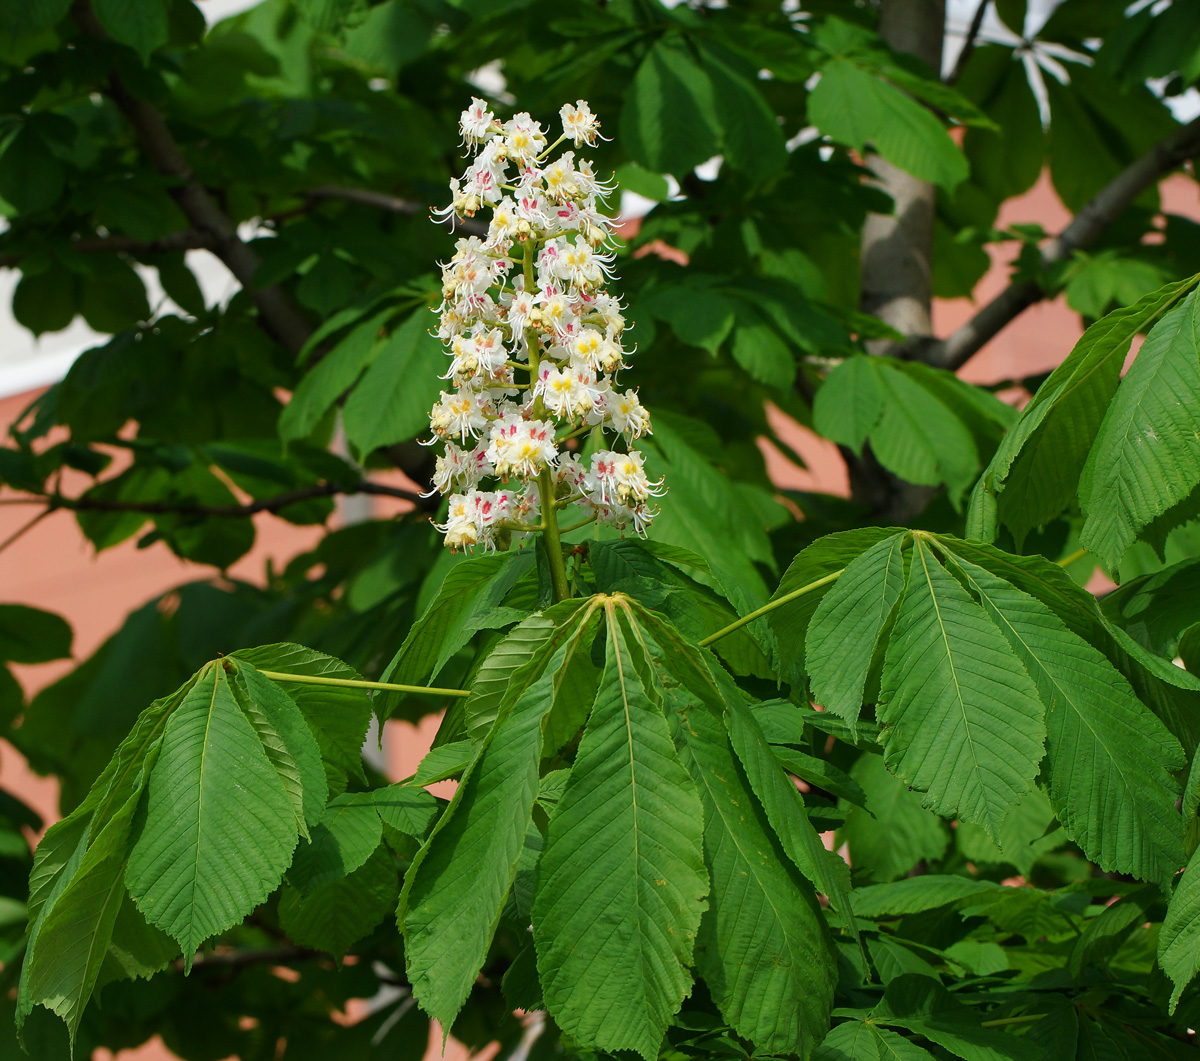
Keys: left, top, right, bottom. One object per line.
{"left": 425, "top": 98, "right": 663, "bottom": 553}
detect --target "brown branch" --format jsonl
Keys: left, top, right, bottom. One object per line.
{"left": 72, "top": 0, "right": 314, "bottom": 356}
{"left": 0, "top": 230, "right": 217, "bottom": 269}
{"left": 947, "top": 0, "right": 990, "bottom": 85}
{"left": 922, "top": 114, "right": 1200, "bottom": 371}
{"left": 269, "top": 185, "right": 488, "bottom": 238}
{"left": 9, "top": 480, "right": 422, "bottom": 519}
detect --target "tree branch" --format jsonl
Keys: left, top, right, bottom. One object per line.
{"left": 8, "top": 480, "right": 423, "bottom": 519}
{"left": 72, "top": 0, "right": 314, "bottom": 356}
{"left": 268, "top": 185, "right": 488, "bottom": 238}
{"left": 922, "top": 114, "right": 1200, "bottom": 371}
{"left": 947, "top": 0, "right": 990, "bottom": 85}
{"left": 0, "top": 230, "right": 217, "bottom": 269}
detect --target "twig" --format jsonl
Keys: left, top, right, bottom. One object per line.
{"left": 9, "top": 479, "right": 420, "bottom": 519}
{"left": 947, "top": 0, "right": 990, "bottom": 85}
{"left": 0, "top": 230, "right": 217, "bottom": 268}
{"left": 922, "top": 114, "right": 1200, "bottom": 370}
{"left": 269, "top": 185, "right": 488, "bottom": 238}
{"left": 0, "top": 508, "right": 52, "bottom": 553}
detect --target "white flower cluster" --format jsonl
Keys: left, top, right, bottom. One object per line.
{"left": 428, "top": 98, "right": 664, "bottom": 552}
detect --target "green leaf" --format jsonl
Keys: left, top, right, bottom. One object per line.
{"left": 93, "top": 0, "right": 169, "bottom": 61}
{"left": 1160, "top": 845, "right": 1200, "bottom": 1009}
{"left": 125, "top": 664, "right": 298, "bottom": 966}
{"left": 289, "top": 793, "right": 382, "bottom": 896}
{"left": 279, "top": 845, "right": 398, "bottom": 959}
{"left": 533, "top": 605, "right": 707, "bottom": 1061}
{"left": 671, "top": 692, "right": 833, "bottom": 1057}
{"left": 869, "top": 364, "right": 979, "bottom": 505}
{"left": 79, "top": 257, "right": 150, "bottom": 334}
{"left": 341, "top": 310, "right": 444, "bottom": 460}
{"left": 852, "top": 876, "right": 997, "bottom": 918}
{"left": 0, "top": 0, "right": 71, "bottom": 37}
{"left": 368, "top": 783, "right": 438, "bottom": 837}
{"left": 988, "top": 275, "right": 1197, "bottom": 543}
{"left": 878, "top": 539, "right": 1046, "bottom": 839}
{"left": 768, "top": 527, "right": 899, "bottom": 686}
{"left": 463, "top": 614, "right": 557, "bottom": 744}
{"left": 411, "top": 741, "right": 473, "bottom": 785}
{"left": 0, "top": 604, "right": 72, "bottom": 663}
{"left": 233, "top": 665, "right": 327, "bottom": 836}
{"left": 621, "top": 36, "right": 721, "bottom": 175}
{"left": 643, "top": 285, "right": 735, "bottom": 355}
{"left": 231, "top": 643, "right": 373, "bottom": 797}
{"left": 23, "top": 793, "right": 139, "bottom": 1046}
{"left": 806, "top": 532, "right": 908, "bottom": 728}
{"left": 697, "top": 41, "right": 787, "bottom": 178}
{"left": 841, "top": 744, "right": 948, "bottom": 885}
{"left": 401, "top": 625, "right": 585, "bottom": 1030}
{"left": 812, "top": 356, "right": 885, "bottom": 454}
{"left": 730, "top": 305, "right": 795, "bottom": 391}
{"left": 872, "top": 975, "right": 1037, "bottom": 1060}
{"left": 278, "top": 308, "right": 392, "bottom": 445}
{"left": 1081, "top": 288, "right": 1200, "bottom": 570}
{"left": 0, "top": 128, "right": 64, "bottom": 213}
{"left": 963, "top": 49, "right": 1044, "bottom": 200}
{"left": 809, "top": 59, "right": 968, "bottom": 189}
{"left": 377, "top": 552, "right": 533, "bottom": 717}
{"left": 723, "top": 693, "right": 857, "bottom": 940}
{"left": 816, "top": 1021, "right": 936, "bottom": 1060}
{"left": 943, "top": 547, "right": 1185, "bottom": 883}
{"left": 13, "top": 264, "right": 77, "bottom": 335}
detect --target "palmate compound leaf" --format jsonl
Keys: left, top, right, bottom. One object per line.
{"left": 878, "top": 537, "right": 1046, "bottom": 841}
{"left": 1081, "top": 285, "right": 1200, "bottom": 571}
{"left": 979, "top": 275, "right": 1198, "bottom": 545}
{"left": 532, "top": 602, "right": 708, "bottom": 1061}
{"left": 400, "top": 599, "right": 603, "bottom": 1031}
{"left": 125, "top": 663, "right": 299, "bottom": 967}
{"left": 941, "top": 543, "right": 1186, "bottom": 884}
{"left": 669, "top": 691, "right": 834, "bottom": 1058}
{"left": 806, "top": 532, "right": 908, "bottom": 730}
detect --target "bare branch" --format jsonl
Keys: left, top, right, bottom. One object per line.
{"left": 922, "top": 114, "right": 1200, "bottom": 371}
{"left": 72, "top": 0, "right": 314, "bottom": 356}
{"left": 7, "top": 480, "right": 423, "bottom": 519}
{"left": 947, "top": 0, "right": 990, "bottom": 85}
